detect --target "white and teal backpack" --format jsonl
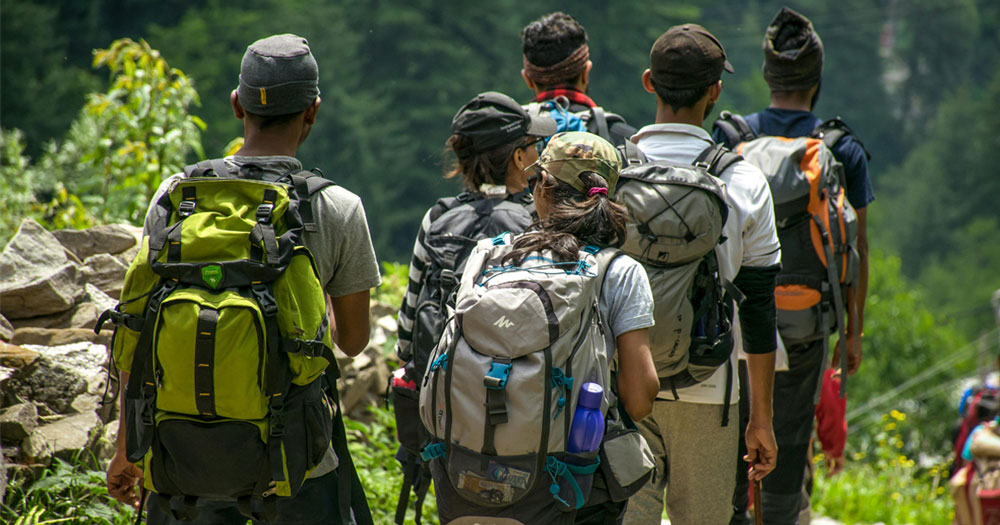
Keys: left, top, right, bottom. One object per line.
{"left": 418, "top": 234, "right": 652, "bottom": 524}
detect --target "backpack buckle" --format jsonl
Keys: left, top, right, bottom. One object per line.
{"left": 178, "top": 200, "right": 197, "bottom": 217}
{"left": 484, "top": 358, "right": 512, "bottom": 390}
{"left": 269, "top": 408, "right": 285, "bottom": 437}
{"left": 256, "top": 203, "right": 274, "bottom": 223}
{"left": 251, "top": 283, "right": 279, "bottom": 317}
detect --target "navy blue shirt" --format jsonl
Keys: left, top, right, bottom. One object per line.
{"left": 714, "top": 108, "right": 875, "bottom": 209}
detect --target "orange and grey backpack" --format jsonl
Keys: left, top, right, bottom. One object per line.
{"left": 714, "top": 112, "right": 864, "bottom": 398}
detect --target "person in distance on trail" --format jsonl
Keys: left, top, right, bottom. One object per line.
{"left": 105, "top": 33, "right": 381, "bottom": 524}
{"left": 520, "top": 12, "right": 636, "bottom": 147}
{"left": 621, "top": 23, "right": 780, "bottom": 525}
{"left": 712, "top": 8, "right": 874, "bottom": 523}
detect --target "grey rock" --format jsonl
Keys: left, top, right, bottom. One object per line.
{"left": 52, "top": 224, "right": 139, "bottom": 261}
{"left": 338, "top": 365, "right": 380, "bottom": 417}
{"left": 0, "top": 341, "right": 40, "bottom": 368}
{"left": 375, "top": 315, "right": 398, "bottom": 335}
{"left": 370, "top": 301, "right": 396, "bottom": 320}
{"left": 84, "top": 284, "right": 117, "bottom": 315}
{"left": 11, "top": 327, "right": 111, "bottom": 348}
{"left": 12, "top": 285, "right": 118, "bottom": 331}
{"left": 12, "top": 302, "right": 100, "bottom": 330}
{"left": 81, "top": 253, "right": 129, "bottom": 299}
{"left": 0, "top": 403, "right": 38, "bottom": 444}
{"left": 4, "top": 342, "right": 106, "bottom": 414}
{"left": 0, "top": 264, "right": 81, "bottom": 320}
{"left": 0, "top": 314, "right": 12, "bottom": 342}
{"left": 21, "top": 411, "right": 102, "bottom": 464}
{"left": 93, "top": 421, "right": 118, "bottom": 461}
{"left": 0, "top": 219, "right": 83, "bottom": 319}
{"left": 70, "top": 393, "right": 101, "bottom": 415}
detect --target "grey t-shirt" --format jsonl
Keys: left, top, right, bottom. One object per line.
{"left": 144, "top": 155, "right": 382, "bottom": 297}
{"left": 598, "top": 253, "right": 655, "bottom": 355}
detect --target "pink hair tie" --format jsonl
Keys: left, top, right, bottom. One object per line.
{"left": 588, "top": 187, "right": 608, "bottom": 197}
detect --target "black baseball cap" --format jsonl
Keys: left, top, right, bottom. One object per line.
{"left": 650, "top": 24, "right": 734, "bottom": 89}
{"left": 451, "top": 91, "right": 557, "bottom": 157}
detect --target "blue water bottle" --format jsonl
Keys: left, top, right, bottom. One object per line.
{"left": 567, "top": 382, "right": 605, "bottom": 453}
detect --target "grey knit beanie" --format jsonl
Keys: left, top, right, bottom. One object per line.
{"left": 237, "top": 34, "right": 320, "bottom": 116}
{"left": 762, "top": 7, "right": 824, "bottom": 92}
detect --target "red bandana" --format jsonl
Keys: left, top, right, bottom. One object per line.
{"left": 533, "top": 87, "right": 597, "bottom": 108}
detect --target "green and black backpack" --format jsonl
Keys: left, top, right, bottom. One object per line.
{"left": 96, "top": 159, "right": 371, "bottom": 522}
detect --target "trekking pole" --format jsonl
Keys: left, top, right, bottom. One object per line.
{"left": 753, "top": 477, "right": 763, "bottom": 525}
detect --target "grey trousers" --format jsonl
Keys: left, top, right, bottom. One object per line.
{"left": 623, "top": 400, "right": 738, "bottom": 525}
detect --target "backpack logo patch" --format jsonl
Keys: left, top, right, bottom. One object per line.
{"left": 493, "top": 316, "right": 515, "bottom": 329}
{"left": 201, "top": 264, "right": 223, "bottom": 289}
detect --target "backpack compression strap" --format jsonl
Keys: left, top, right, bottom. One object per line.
{"left": 812, "top": 117, "right": 873, "bottom": 161}
{"left": 616, "top": 140, "right": 648, "bottom": 168}
{"left": 695, "top": 142, "right": 744, "bottom": 177}
{"left": 589, "top": 106, "right": 611, "bottom": 142}
{"left": 713, "top": 111, "right": 757, "bottom": 149}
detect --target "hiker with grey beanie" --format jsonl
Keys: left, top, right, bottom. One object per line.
{"left": 106, "top": 33, "right": 381, "bottom": 524}
{"left": 712, "top": 7, "right": 874, "bottom": 524}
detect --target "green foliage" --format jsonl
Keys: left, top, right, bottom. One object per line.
{"left": 346, "top": 404, "right": 438, "bottom": 524}
{"left": 1, "top": 455, "right": 135, "bottom": 525}
{"left": 812, "top": 410, "right": 952, "bottom": 524}
{"left": 0, "top": 0, "right": 101, "bottom": 159}
{"left": 847, "top": 250, "right": 972, "bottom": 452}
{"left": 373, "top": 261, "right": 410, "bottom": 310}
{"left": 0, "top": 129, "right": 37, "bottom": 238}
{"left": 0, "top": 38, "right": 204, "bottom": 242}
{"left": 81, "top": 38, "right": 205, "bottom": 224}
{"left": 873, "top": 62, "right": 1000, "bottom": 338}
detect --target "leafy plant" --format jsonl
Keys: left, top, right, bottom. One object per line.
{"left": 1, "top": 453, "right": 135, "bottom": 525}
{"left": 373, "top": 261, "right": 409, "bottom": 310}
{"left": 345, "top": 404, "right": 438, "bottom": 524}
{"left": 812, "top": 410, "right": 953, "bottom": 524}
{"left": 81, "top": 38, "right": 205, "bottom": 224}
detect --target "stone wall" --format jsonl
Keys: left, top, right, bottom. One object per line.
{"left": 0, "top": 219, "right": 396, "bottom": 492}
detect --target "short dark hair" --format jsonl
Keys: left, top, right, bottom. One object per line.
{"left": 521, "top": 12, "right": 587, "bottom": 80}
{"left": 650, "top": 80, "right": 711, "bottom": 112}
{"left": 245, "top": 110, "right": 304, "bottom": 130}
{"left": 444, "top": 134, "right": 537, "bottom": 191}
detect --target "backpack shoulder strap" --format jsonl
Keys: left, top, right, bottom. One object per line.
{"left": 712, "top": 111, "right": 757, "bottom": 149}
{"left": 183, "top": 158, "right": 233, "bottom": 179}
{"left": 593, "top": 248, "right": 627, "bottom": 299}
{"left": 428, "top": 192, "right": 479, "bottom": 224}
{"left": 617, "top": 140, "right": 648, "bottom": 168}
{"left": 812, "top": 117, "right": 872, "bottom": 161}
{"left": 284, "top": 169, "right": 337, "bottom": 232}
{"left": 588, "top": 106, "right": 612, "bottom": 142}
{"left": 695, "top": 143, "right": 743, "bottom": 177}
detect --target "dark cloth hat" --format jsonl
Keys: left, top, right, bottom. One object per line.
{"left": 237, "top": 34, "right": 320, "bottom": 116}
{"left": 451, "top": 91, "right": 557, "bottom": 157}
{"left": 762, "top": 7, "right": 824, "bottom": 91}
{"left": 649, "top": 24, "right": 734, "bottom": 89}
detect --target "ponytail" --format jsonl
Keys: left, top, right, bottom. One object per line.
{"left": 502, "top": 171, "right": 628, "bottom": 265}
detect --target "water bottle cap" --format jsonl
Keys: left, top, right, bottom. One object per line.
{"left": 578, "top": 382, "right": 603, "bottom": 409}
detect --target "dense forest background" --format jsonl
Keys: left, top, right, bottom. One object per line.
{"left": 3, "top": 0, "right": 1000, "bottom": 419}
{"left": 4, "top": 0, "right": 999, "bottom": 339}
{"left": 2, "top": 0, "right": 998, "bottom": 520}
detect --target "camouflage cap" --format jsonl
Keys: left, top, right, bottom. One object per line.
{"left": 534, "top": 131, "right": 621, "bottom": 198}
